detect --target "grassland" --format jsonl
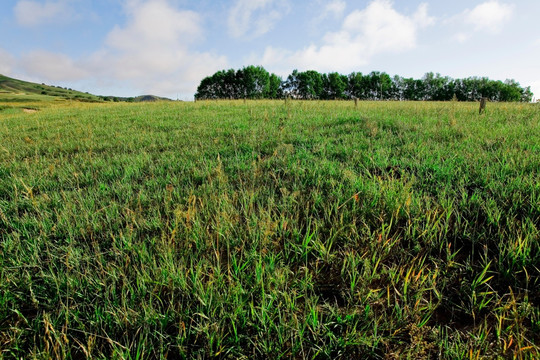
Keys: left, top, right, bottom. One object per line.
{"left": 0, "top": 98, "right": 539, "bottom": 359}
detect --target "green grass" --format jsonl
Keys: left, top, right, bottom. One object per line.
{"left": 1, "top": 100, "right": 539, "bottom": 359}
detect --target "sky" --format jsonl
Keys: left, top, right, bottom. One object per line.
{"left": 1, "top": 0, "right": 539, "bottom": 100}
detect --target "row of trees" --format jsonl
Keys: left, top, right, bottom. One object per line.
{"left": 195, "top": 66, "right": 533, "bottom": 102}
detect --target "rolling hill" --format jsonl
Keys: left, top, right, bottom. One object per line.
{"left": 0, "top": 74, "right": 171, "bottom": 103}
{"left": 0, "top": 74, "right": 102, "bottom": 102}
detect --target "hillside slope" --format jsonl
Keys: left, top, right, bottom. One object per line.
{"left": 0, "top": 74, "right": 172, "bottom": 103}
{"left": 0, "top": 74, "right": 102, "bottom": 102}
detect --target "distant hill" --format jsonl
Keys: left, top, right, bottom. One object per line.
{"left": 0, "top": 74, "right": 102, "bottom": 102}
{"left": 133, "top": 95, "right": 172, "bottom": 102}
{"left": 100, "top": 94, "right": 173, "bottom": 102}
{"left": 0, "top": 74, "right": 172, "bottom": 103}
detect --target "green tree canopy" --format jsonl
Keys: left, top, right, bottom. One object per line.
{"left": 195, "top": 66, "right": 533, "bottom": 102}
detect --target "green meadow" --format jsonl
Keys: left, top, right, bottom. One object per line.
{"left": 1, "top": 99, "right": 539, "bottom": 359}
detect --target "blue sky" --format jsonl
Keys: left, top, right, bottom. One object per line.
{"left": 1, "top": 0, "right": 539, "bottom": 100}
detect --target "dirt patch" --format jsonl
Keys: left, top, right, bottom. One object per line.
{"left": 23, "top": 108, "right": 38, "bottom": 114}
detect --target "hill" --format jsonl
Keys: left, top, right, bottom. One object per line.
{"left": 0, "top": 74, "right": 102, "bottom": 102}
{"left": 133, "top": 94, "right": 172, "bottom": 102}
{"left": 100, "top": 94, "right": 173, "bottom": 102}
{"left": 0, "top": 74, "right": 172, "bottom": 103}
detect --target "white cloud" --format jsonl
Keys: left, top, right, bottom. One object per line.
{"left": 20, "top": 51, "right": 88, "bottom": 81}
{"left": 14, "top": 0, "right": 75, "bottom": 27}
{"left": 312, "top": 0, "right": 346, "bottom": 25}
{"left": 412, "top": 3, "right": 434, "bottom": 28}
{"left": 228, "top": 0, "right": 290, "bottom": 38}
{"left": 322, "top": 0, "right": 346, "bottom": 19}
{"left": 0, "top": 48, "right": 16, "bottom": 75}
{"left": 463, "top": 1, "right": 514, "bottom": 33}
{"left": 453, "top": 33, "right": 470, "bottom": 43}
{"left": 88, "top": 0, "right": 227, "bottom": 96}
{"left": 258, "top": 0, "right": 434, "bottom": 73}
{"left": 13, "top": 0, "right": 227, "bottom": 98}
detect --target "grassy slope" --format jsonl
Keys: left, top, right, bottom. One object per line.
{"left": 0, "top": 74, "right": 102, "bottom": 103}
{"left": 0, "top": 74, "right": 171, "bottom": 104}
{"left": 0, "top": 100, "right": 539, "bottom": 359}
{"left": 132, "top": 95, "right": 172, "bottom": 102}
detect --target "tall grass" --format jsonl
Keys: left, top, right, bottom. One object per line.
{"left": 1, "top": 100, "right": 539, "bottom": 359}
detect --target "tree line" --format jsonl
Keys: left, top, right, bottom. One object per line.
{"left": 195, "top": 66, "right": 533, "bottom": 102}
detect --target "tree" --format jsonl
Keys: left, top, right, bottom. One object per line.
{"left": 323, "top": 72, "right": 346, "bottom": 99}
{"left": 283, "top": 70, "right": 300, "bottom": 98}
{"left": 362, "top": 71, "right": 392, "bottom": 100}
{"left": 268, "top": 73, "right": 283, "bottom": 99}
{"left": 422, "top": 72, "right": 451, "bottom": 100}
{"left": 521, "top": 86, "right": 533, "bottom": 102}
{"left": 500, "top": 79, "right": 524, "bottom": 102}
{"left": 296, "top": 70, "right": 323, "bottom": 99}
{"left": 237, "top": 66, "right": 270, "bottom": 99}
{"left": 195, "top": 66, "right": 532, "bottom": 102}
{"left": 347, "top": 72, "right": 364, "bottom": 99}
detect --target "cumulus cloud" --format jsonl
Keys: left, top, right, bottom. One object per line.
{"left": 20, "top": 51, "right": 88, "bottom": 81}
{"left": 15, "top": 0, "right": 227, "bottom": 98}
{"left": 312, "top": 0, "right": 346, "bottom": 25}
{"left": 322, "top": 0, "right": 346, "bottom": 19}
{"left": 0, "top": 48, "right": 16, "bottom": 75}
{"left": 452, "top": 32, "right": 470, "bottom": 43}
{"left": 14, "top": 0, "right": 75, "bottom": 27}
{"left": 258, "top": 0, "right": 434, "bottom": 73}
{"left": 98, "top": 1, "right": 203, "bottom": 77}
{"left": 228, "top": 0, "right": 290, "bottom": 38}
{"left": 463, "top": 1, "right": 514, "bottom": 33}
{"left": 88, "top": 0, "right": 227, "bottom": 96}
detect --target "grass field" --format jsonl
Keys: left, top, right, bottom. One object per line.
{"left": 1, "top": 99, "right": 539, "bottom": 359}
